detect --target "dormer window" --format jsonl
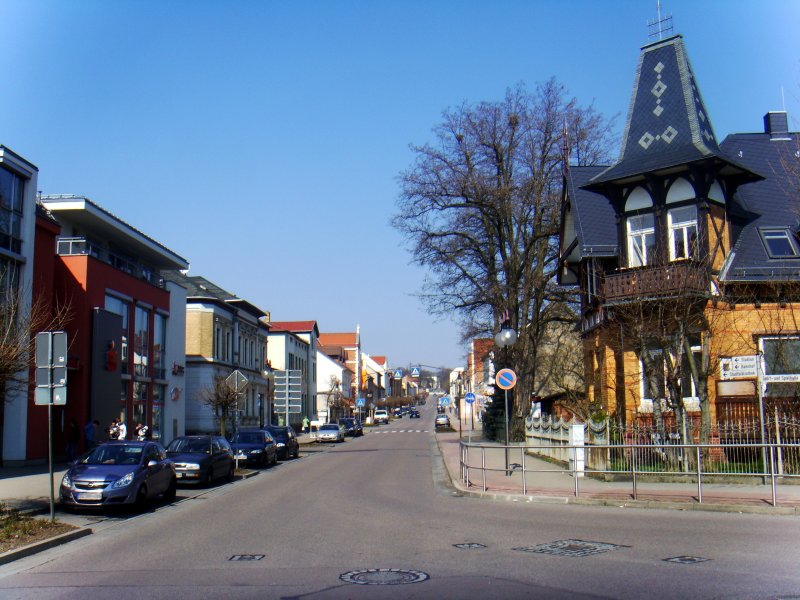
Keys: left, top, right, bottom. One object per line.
{"left": 668, "top": 206, "right": 698, "bottom": 261}
{"left": 627, "top": 214, "right": 655, "bottom": 267}
{"left": 760, "top": 229, "right": 799, "bottom": 258}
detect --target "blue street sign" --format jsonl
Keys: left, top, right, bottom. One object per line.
{"left": 356, "top": 398, "right": 366, "bottom": 407}
{"left": 393, "top": 369, "right": 403, "bottom": 378}
{"left": 439, "top": 396, "right": 450, "bottom": 406}
{"left": 410, "top": 367, "right": 421, "bottom": 378}
{"left": 464, "top": 392, "right": 476, "bottom": 404}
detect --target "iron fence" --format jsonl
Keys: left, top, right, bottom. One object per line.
{"left": 525, "top": 412, "right": 800, "bottom": 476}
{"left": 459, "top": 440, "right": 800, "bottom": 507}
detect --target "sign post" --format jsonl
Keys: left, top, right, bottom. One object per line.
{"left": 464, "top": 392, "right": 476, "bottom": 442}
{"left": 495, "top": 368, "right": 517, "bottom": 476}
{"left": 35, "top": 331, "right": 68, "bottom": 522}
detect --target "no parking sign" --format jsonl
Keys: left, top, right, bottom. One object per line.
{"left": 495, "top": 369, "right": 517, "bottom": 390}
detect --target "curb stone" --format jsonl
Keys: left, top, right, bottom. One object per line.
{"left": 0, "top": 527, "right": 92, "bottom": 566}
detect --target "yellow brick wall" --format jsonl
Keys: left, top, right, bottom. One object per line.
{"left": 185, "top": 310, "right": 214, "bottom": 358}
{"left": 584, "top": 300, "right": 800, "bottom": 421}
{"left": 707, "top": 203, "right": 728, "bottom": 272}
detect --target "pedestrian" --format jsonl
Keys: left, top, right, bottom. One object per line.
{"left": 84, "top": 418, "right": 95, "bottom": 449}
{"left": 135, "top": 423, "right": 148, "bottom": 441}
{"left": 117, "top": 419, "right": 127, "bottom": 441}
{"left": 66, "top": 419, "right": 80, "bottom": 462}
{"left": 108, "top": 418, "right": 119, "bottom": 440}
{"left": 302, "top": 416, "right": 309, "bottom": 433}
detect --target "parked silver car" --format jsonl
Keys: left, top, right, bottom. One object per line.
{"left": 316, "top": 423, "right": 345, "bottom": 443}
{"left": 60, "top": 441, "right": 176, "bottom": 510}
{"left": 435, "top": 413, "right": 450, "bottom": 428}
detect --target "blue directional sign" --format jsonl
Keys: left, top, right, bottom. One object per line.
{"left": 439, "top": 396, "right": 450, "bottom": 406}
{"left": 410, "top": 367, "right": 421, "bottom": 378}
{"left": 393, "top": 369, "right": 403, "bottom": 378}
{"left": 356, "top": 397, "right": 366, "bottom": 407}
{"left": 464, "top": 392, "right": 476, "bottom": 404}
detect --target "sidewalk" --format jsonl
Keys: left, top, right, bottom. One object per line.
{"left": 436, "top": 413, "right": 800, "bottom": 515}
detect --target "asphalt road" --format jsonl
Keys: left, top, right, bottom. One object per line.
{"left": 1, "top": 404, "right": 799, "bottom": 599}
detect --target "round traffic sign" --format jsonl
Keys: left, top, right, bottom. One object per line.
{"left": 495, "top": 368, "right": 517, "bottom": 390}
{"left": 464, "top": 392, "right": 476, "bottom": 404}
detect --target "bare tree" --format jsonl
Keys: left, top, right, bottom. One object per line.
{"left": 393, "top": 80, "right": 616, "bottom": 440}
{"left": 0, "top": 284, "right": 72, "bottom": 407}
{"left": 197, "top": 376, "right": 240, "bottom": 437}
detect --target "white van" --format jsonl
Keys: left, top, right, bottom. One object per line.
{"left": 373, "top": 409, "right": 389, "bottom": 425}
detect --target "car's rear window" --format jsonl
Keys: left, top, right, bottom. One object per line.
{"left": 82, "top": 444, "right": 143, "bottom": 465}
{"left": 234, "top": 432, "right": 263, "bottom": 444}
{"left": 167, "top": 438, "right": 212, "bottom": 454}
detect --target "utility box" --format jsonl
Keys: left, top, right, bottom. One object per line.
{"left": 569, "top": 424, "right": 585, "bottom": 478}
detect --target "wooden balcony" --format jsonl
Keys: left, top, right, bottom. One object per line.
{"left": 601, "top": 262, "right": 709, "bottom": 303}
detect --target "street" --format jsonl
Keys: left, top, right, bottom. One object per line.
{"left": 1, "top": 403, "right": 799, "bottom": 599}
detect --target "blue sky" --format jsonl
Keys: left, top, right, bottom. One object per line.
{"left": 2, "top": 0, "right": 798, "bottom": 370}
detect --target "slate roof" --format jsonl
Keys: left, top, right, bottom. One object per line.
{"left": 586, "top": 35, "right": 756, "bottom": 187}
{"left": 162, "top": 270, "right": 270, "bottom": 318}
{"left": 718, "top": 131, "right": 800, "bottom": 282}
{"left": 565, "top": 166, "right": 618, "bottom": 258}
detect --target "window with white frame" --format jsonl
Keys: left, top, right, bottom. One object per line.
{"left": 640, "top": 340, "right": 702, "bottom": 403}
{"left": 760, "top": 336, "right": 800, "bottom": 398}
{"left": 760, "top": 229, "right": 799, "bottom": 258}
{"left": 668, "top": 205, "right": 698, "bottom": 261}
{"left": 627, "top": 214, "right": 656, "bottom": 267}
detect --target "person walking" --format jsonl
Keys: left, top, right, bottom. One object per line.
{"left": 66, "top": 419, "right": 80, "bottom": 462}
{"left": 302, "top": 416, "right": 309, "bottom": 433}
{"left": 84, "top": 418, "right": 95, "bottom": 449}
{"left": 117, "top": 419, "right": 127, "bottom": 441}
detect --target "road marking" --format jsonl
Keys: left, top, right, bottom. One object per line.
{"left": 371, "top": 429, "right": 429, "bottom": 434}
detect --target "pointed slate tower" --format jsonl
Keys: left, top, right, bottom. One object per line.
{"left": 585, "top": 34, "right": 758, "bottom": 189}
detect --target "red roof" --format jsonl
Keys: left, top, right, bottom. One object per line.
{"left": 372, "top": 355, "right": 387, "bottom": 366}
{"left": 319, "top": 332, "right": 358, "bottom": 346}
{"left": 269, "top": 320, "right": 318, "bottom": 333}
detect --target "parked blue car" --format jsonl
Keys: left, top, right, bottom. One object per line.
{"left": 230, "top": 429, "right": 278, "bottom": 467}
{"left": 166, "top": 435, "right": 235, "bottom": 486}
{"left": 60, "top": 441, "right": 176, "bottom": 510}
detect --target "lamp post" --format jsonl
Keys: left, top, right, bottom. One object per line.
{"left": 495, "top": 321, "right": 518, "bottom": 476}
{"left": 456, "top": 372, "right": 463, "bottom": 439}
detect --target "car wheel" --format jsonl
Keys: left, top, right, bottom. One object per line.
{"left": 164, "top": 477, "right": 177, "bottom": 502}
{"left": 293, "top": 446, "right": 299, "bottom": 459}
{"left": 134, "top": 485, "right": 148, "bottom": 511}
{"left": 204, "top": 467, "right": 215, "bottom": 487}
{"left": 226, "top": 463, "right": 235, "bottom": 482}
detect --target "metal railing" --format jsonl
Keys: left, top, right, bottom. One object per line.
{"left": 459, "top": 440, "right": 800, "bottom": 507}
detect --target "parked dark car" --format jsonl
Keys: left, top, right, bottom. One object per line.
{"left": 338, "top": 417, "right": 363, "bottom": 437}
{"left": 409, "top": 410, "right": 421, "bottom": 419}
{"left": 263, "top": 425, "right": 300, "bottom": 460}
{"left": 60, "top": 441, "right": 176, "bottom": 510}
{"left": 165, "top": 435, "right": 235, "bottom": 486}
{"left": 231, "top": 429, "right": 278, "bottom": 467}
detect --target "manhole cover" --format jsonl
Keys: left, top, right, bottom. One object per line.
{"left": 664, "top": 556, "right": 710, "bottom": 564}
{"left": 514, "top": 539, "right": 628, "bottom": 557}
{"left": 229, "top": 554, "right": 265, "bottom": 561}
{"left": 454, "top": 543, "right": 487, "bottom": 549}
{"left": 340, "top": 568, "right": 429, "bottom": 585}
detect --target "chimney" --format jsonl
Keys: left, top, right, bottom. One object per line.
{"left": 764, "top": 111, "right": 790, "bottom": 140}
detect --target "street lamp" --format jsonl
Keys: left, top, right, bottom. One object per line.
{"left": 495, "top": 320, "right": 517, "bottom": 476}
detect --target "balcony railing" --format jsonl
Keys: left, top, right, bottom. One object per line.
{"left": 601, "top": 261, "right": 709, "bottom": 302}
{"left": 56, "top": 236, "right": 164, "bottom": 287}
